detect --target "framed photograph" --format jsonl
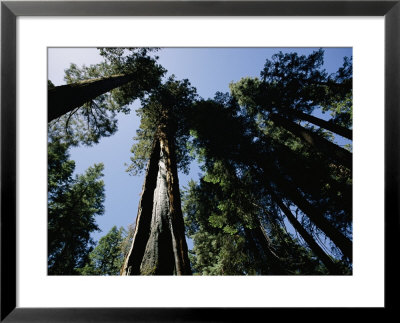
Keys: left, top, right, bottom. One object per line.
{"left": 1, "top": 0, "right": 398, "bottom": 321}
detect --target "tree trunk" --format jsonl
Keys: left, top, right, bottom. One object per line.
{"left": 121, "top": 138, "right": 161, "bottom": 275}
{"left": 139, "top": 149, "right": 177, "bottom": 275}
{"left": 159, "top": 125, "right": 192, "bottom": 275}
{"left": 48, "top": 73, "right": 136, "bottom": 122}
{"left": 269, "top": 114, "right": 352, "bottom": 169}
{"left": 262, "top": 168, "right": 352, "bottom": 261}
{"left": 281, "top": 108, "right": 352, "bottom": 140}
{"left": 245, "top": 222, "right": 285, "bottom": 275}
{"left": 273, "top": 196, "right": 343, "bottom": 274}
{"left": 236, "top": 133, "right": 352, "bottom": 260}
{"left": 269, "top": 139, "right": 353, "bottom": 218}
{"left": 121, "top": 128, "right": 191, "bottom": 275}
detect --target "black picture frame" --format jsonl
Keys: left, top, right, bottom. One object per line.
{"left": 1, "top": 1, "right": 398, "bottom": 321}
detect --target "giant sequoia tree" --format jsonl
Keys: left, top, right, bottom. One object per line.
{"left": 47, "top": 48, "right": 164, "bottom": 275}
{"left": 48, "top": 48, "right": 352, "bottom": 276}
{"left": 121, "top": 77, "right": 196, "bottom": 275}
{"left": 48, "top": 49, "right": 195, "bottom": 275}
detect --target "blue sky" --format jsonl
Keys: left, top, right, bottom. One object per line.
{"left": 48, "top": 47, "right": 352, "bottom": 247}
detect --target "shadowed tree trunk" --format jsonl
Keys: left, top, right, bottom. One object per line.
{"left": 204, "top": 126, "right": 352, "bottom": 261}
{"left": 244, "top": 222, "right": 285, "bottom": 275}
{"left": 269, "top": 114, "right": 352, "bottom": 169}
{"left": 48, "top": 73, "right": 137, "bottom": 122}
{"left": 275, "top": 177, "right": 352, "bottom": 261}
{"left": 273, "top": 196, "right": 343, "bottom": 274}
{"left": 120, "top": 138, "right": 161, "bottom": 275}
{"left": 270, "top": 138, "right": 352, "bottom": 215}
{"left": 158, "top": 121, "right": 192, "bottom": 275}
{"left": 260, "top": 167, "right": 352, "bottom": 261}
{"left": 280, "top": 108, "right": 352, "bottom": 140}
{"left": 139, "top": 149, "right": 177, "bottom": 275}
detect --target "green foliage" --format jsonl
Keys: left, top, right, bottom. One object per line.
{"left": 49, "top": 48, "right": 165, "bottom": 146}
{"left": 322, "top": 92, "right": 352, "bottom": 129}
{"left": 229, "top": 77, "right": 262, "bottom": 113}
{"left": 98, "top": 48, "right": 165, "bottom": 107}
{"left": 48, "top": 48, "right": 353, "bottom": 276}
{"left": 228, "top": 50, "right": 353, "bottom": 239}
{"left": 127, "top": 76, "right": 197, "bottom": 175}
{"left": 48, "top": 80, "right": 55, "bottom": 89}
{"left": 186, "top": 50, "right": 353, "bottom": 273}
{"left": 183, "top": 177, "right": 328, "bottom": 275}
{"left": 79, "top": 226, "right": 127, "bottom": 275}
{"left": 321, "top": 56, "right": 353, "bottom": 128}
{"left": 48, "top": 138, "right": 105, "bottom": 275}
{"left": 230, "top": 49, "right": 352, "bottom": 132}
{"left": 189, "top": 231, "right": 249, "bottom": 275}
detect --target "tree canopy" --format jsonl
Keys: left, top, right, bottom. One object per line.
{"left": 48, "top": 48, "right": 352, "bottom": 276}
{"left": 184, "top": 50, "right": 352, "bottom": 274}
{"left": 79, "top": 225, "right": 132, "bottom": 275}
{"left": 48, "top": 48, "right": 165, "bottom": 146}
{"left": 127, "top": 76, "right": 197, "bottom": 176}
{"left": 48, "top": 137, "right": 105, "bottom": 275}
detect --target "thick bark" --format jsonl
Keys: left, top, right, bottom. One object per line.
{"left": 269, "top": 114, "right": 352, "bottom": 169}
{"left": 281, "top": 108, "right": 352, "bottom": 140}
{"left": 274, "top": 197, "right": 343, "bottom": 274}
{"left": 159, "top": 126, "right": 192, "bottom": 275}
{"left": 269, "top": 173, "right": 352, "bottom": 261}
{"left": 121, "top": 138, "right": 161, "bottom": 275}
{"left": 48, "top": 73, "right": 136, "bottom": 122}
{"left": 121, "top": 128, "right": 191, "bottom": 275}
{"left": 139, "top": 151, "right": 176, "bottom": 275}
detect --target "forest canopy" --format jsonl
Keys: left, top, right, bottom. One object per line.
{"left": 48, "top": 48, "right": 352, "bottom": 276}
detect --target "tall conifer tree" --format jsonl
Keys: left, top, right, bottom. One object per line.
{"left": 121, "top": 77, "right": 196, "bottom": 275}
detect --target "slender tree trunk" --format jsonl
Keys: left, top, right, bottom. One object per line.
{"left": 236, "top": 132, "right": 352, "bottom": 260}
{"left": 281, "top": 108, "right": 352, "bottom": 140}
{"left": 245, "top": 222, "right": 285, "bottom": 275}
{"left": 262, "top": 168, "right": 352, "bottom": 261}
{"left": 272, "top": 138, "right": 352, "bottom": 208}
{"left": 269, "top": 114, "right": 352, "bottom": 169}
{"left": 273, "top": 196, "right": 343, "bottom": 274}
{"left": 48, "top": 73, "right": 136, "bottom": 122}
